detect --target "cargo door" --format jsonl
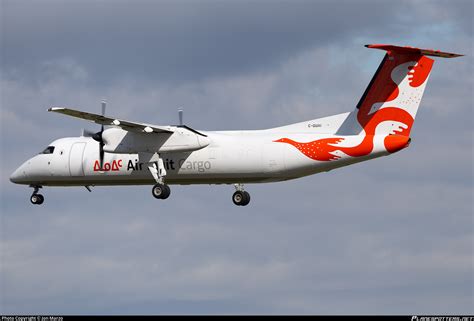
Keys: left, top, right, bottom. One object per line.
{"left": 69, "top": 142, "right": 86, "bottom": 176}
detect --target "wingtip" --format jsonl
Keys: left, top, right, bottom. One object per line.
{"left": 48, "top": 107, "right": 65, "bottom": 112}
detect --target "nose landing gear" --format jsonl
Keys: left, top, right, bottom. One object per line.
{"left": 30, "top": 185, "right": 44, "bottom": 205}
{"left": 30, "top": 194, "right": 44, "bottom": 205}
{"left": 232, "top": 184, "right": 250, "bottom": 206}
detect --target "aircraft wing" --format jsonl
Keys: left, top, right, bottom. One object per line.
{"left": 48, "top": 107, "right": 174, "bottom": 134}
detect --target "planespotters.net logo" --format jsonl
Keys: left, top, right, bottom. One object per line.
{"left": 412, "top": 317, "right": 474, "bottom": 321}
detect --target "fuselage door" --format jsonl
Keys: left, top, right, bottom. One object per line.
{"left": 69, "top": 142, "right": 86, "bottom": 176}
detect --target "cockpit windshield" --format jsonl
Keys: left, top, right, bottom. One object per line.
{"left": 40, "top": 146, "right": 55, "bottom": 154}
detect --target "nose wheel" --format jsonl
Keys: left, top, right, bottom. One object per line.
{"left": 30, "top": 193, "right": 44, "bottom": 205}
{"left": 232, "top": 184, "right": 250, "bottom": 206}
{"left": 30, "top": 185, "right": 44, "bottom": 205}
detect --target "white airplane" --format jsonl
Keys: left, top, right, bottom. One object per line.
{"left": 10, "top": 44, "right": 462, "bottom": 206}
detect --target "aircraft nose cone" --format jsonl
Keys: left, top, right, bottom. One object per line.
{"left": 10, "top": 166, "right": 25, "bottom": 184}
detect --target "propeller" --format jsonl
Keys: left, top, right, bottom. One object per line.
{"left": 82, "top": 129, "right": 96, "bottom": 137}
{"left": 84, "top": 100, "right": 106, "bottom": 170}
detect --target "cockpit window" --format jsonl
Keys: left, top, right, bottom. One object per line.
{"left": 40, "top": 146, "right": 55, "bottom": 154}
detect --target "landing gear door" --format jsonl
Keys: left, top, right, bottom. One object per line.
{"left": 69, "top": 142, "right": 86, "bottom": 176}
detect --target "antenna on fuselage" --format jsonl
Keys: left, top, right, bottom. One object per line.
{"left": 178, "top": 108, "right": 183, "bottom": 126}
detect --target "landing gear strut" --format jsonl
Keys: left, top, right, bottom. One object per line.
{"left": 232, "top": 184, "right": 250, "bottom": 206}
{"left": 146, "top": 153, "right": 171, "bottom": 200}
{"left": 30, "top": 185, "right": 44, "bottom": 205}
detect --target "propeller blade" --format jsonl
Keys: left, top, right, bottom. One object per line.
{"left": 94, "top": 100, "right": 106, "bottom": 170}
{"left": 82, "top": 129, "right": 96, "bottom": 137}
{"left": 99, "top": 141, "right": 105, "bottom": 170}
{"left": 101, "top": 100, "right": 106, "bottom": 116}
{"left": 92, "top": 130, "right": 102, "bottom": 142}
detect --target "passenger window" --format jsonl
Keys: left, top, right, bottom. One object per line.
{"left": 41, "top": 146, "right": 55, "bottom": 154}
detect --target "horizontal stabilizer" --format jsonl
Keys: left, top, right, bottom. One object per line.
{"left": 365, "top": 44, "right": 463, "bottom": 58}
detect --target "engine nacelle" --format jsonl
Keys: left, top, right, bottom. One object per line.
{"left": 102, "top": 127, "right": 210, "bottom": 153}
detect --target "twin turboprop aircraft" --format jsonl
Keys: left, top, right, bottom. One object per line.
{"left": 10, "top": 44, "right": 462, "bottom": 206}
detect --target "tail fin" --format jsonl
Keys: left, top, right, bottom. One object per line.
{"left": 343, "top": 44, "right": 462, "bottom": 137}
{"left": 275, "top": 45, "right": 461, "bottom": 161}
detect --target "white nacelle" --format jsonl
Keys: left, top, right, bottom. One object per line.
{"left": 102, "top": 127, "right": 210, "bottom": 153}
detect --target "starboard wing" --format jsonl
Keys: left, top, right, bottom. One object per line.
{"left": 48, "top": 107, "right": 174, "bottom": 134}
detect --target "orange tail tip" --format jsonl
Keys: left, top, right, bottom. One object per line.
{"left": 384, "top": 135, "right": 411, "bottom": 153}
{"left": 365, "top": 44, "right": 463, "bottom": 58}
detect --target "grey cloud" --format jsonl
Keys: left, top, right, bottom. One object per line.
{"left": 4, "top": 0, "right": 470, "bottom": 85}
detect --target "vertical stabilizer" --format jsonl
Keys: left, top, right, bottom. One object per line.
{"left": 277, "top": 45, "right": 462, "bottom": 161}
{"left": 347, "top": 44, "right": 461, "bottom": 137}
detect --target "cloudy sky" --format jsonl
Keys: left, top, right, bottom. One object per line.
{"left": 1, "top": 0, "right": 472, "bottom": 315}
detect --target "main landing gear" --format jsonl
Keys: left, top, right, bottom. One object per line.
{"left": 30, "top": 185, "right": 44, "bottom": 205}
{"left": 152, "top": 183, "right": 171, "bottom": 200}
{"left": 232, "top": 184, "right": 250, "bottom": 206}
{"left": 147, "top": 153, "right": 171, "bottom": 200}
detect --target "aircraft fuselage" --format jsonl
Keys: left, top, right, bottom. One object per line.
{"left": 10, "top": 129, "right": 392, "bottom": 187}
